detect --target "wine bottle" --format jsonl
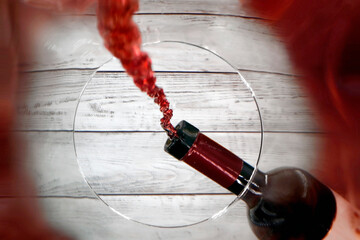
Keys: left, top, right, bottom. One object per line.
{"left": 164, "top": 120, "right": 359, "bottom": 240}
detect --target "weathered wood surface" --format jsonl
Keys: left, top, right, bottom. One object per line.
{"left": 20, "top": 14, "right": 292, "bottom": 75}
{"left": 22, "top": 130, "right": 321, "bottom": 229}
{"left": 18, "top": 70, "right": 317, "bottom": 132}
{"left": 39, "top": 196, "right": 258, "bottom": 240}
{"left": 24, "top": 131, "right": 320, "bottom": 197}
{"left": 137, "top": 0, "right": 251, "bottom": 17}
{"left": 102, "top": 194, "right": 238, "bottom": 227}
{"left": 78, "top": 0, "right": 260, "bottom": 17}
{"left": 15, "top": 1, "right": 322, "bottom": 239}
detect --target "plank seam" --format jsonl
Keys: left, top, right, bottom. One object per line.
{"left": 13, "top": 130, "right": 324, "bottom": 134}
{"left": 21, "top": 69, "right": 300, "bottom": 77}
{"left": 59, "top": 12, "right": 268, "bottom": 20}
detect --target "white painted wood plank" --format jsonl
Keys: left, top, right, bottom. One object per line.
{"left": 74, "top": 72, "right": 262, "bottom": 132}
{"left": 39, "top": 196, "right": 257, "bottom": 240}
{"left": 17, "top": 71, "right": 317, "bottom": 132}
{"left": 16, "top": 70, "right": 95, "bottom": 131}
{"left": 138, "top": 0, "right": 251, "bottom": 17}
{"left": 130, "top": 15, "right": 291, "bottom": 74}
{"left": 78, "top": 0, "right": 257, "bottom": 17}
{"left": 22, "top": 131, "right": 95, "bottom": 198}
{"left": 21, "top": 130, "right": 322, "bottom": 236}
{"left": 97, "top": 41, "right": 239, "bottom": 72}
{"left": 73, "top": 131, "right": 261, "bottom": 195}
{"left": 20, "top": 14, "right": 292, "bottom": 75}
{"left": 19, "top": 16, "right": 111, "bottom": 71}
{"left": 23, "top": 131, "right": 320, "bottom": 197}
{"left": 100, "top": 194, "right": 240, "bottom": 227}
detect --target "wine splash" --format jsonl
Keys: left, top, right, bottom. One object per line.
{"left": 97, "top": 0, "right": 176, "bottom": 138}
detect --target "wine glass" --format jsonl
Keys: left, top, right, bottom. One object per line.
{"left": 73, "top": 40, "right": 263, "bottom": 227}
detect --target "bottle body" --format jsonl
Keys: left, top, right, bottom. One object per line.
{"left": 164, "top": 120, "right": 357, "bottom": 239}
{"left": 248, "top": 168, "right": 336, "bottom": 240}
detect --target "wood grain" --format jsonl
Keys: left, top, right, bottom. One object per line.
{"left": 20, "top": 14, "right": 292, "bottom": 75}
{"left": 39, "top": 196, "right": 258, "bottom": 240}
{"left": 78, "top": 0, "right": 259, "bottom": 18}
{"left": 100, "top": 194, "right": 240, "bottom": 227}
{"left": 17, "top": 70, "right": 317, "bottom": 132}
{"left": 138, "top": 0, "right": 252, "bottom": 17}
{"left": 17, "top": 70, "right": 96, "bottom": 131}
{"left": 23, "top": 131, "right": 320, "bottom": 197}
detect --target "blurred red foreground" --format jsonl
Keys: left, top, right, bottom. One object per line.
{"left": 1, "top": 0, "right": 360, "bottom": 239}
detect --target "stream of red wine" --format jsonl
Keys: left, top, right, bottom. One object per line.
{"left": 97, "top": 0, "right": 177, "bottom": 138}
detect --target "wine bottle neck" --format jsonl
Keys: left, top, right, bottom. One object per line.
{"left": 164, "top": 120, "right": 266, "bottom": 207}
{"left": 228, "top": 161, "right": 266, "bottom": 208}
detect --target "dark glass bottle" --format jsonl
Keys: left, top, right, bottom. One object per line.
{"left": 164, "top": 120, "right": 337, "bottom": 240}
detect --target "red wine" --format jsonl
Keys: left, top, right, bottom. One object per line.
{"left": 97, "top": 0, "right": 176, "bottom": 137}
{"left": 165, "top": 121, "right": 338, "bottom": 239}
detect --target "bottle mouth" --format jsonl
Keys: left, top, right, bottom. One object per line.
{"left": 72, "top": 40, "right": 264, "bottom": 228}
{"left": 164, "top": 120, "right": 199, "bottom": 160}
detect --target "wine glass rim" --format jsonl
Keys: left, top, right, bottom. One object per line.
{"left": 72, "top": 40, "right": 264, "bottom": 228}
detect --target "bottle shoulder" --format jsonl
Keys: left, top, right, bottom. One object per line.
{"left": 263, "top": 168, "right": 319, "bottom": 204}
{"left": 248, "top": 167, "right": 336, "bottom": 240}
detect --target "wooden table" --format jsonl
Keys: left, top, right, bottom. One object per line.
{"left": 17, "top": 0, "right": 322, "bottom": 239}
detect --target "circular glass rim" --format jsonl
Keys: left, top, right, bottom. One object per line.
{"left": 72, "top": 40, "right": 264, "bottom": 228}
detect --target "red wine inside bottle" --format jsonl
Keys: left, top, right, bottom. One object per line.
{"left": 249, "top": 168, "right": 336, "bottom": 239}
{"left": 164, "top": 120, "right": 336, "bottom": 240}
